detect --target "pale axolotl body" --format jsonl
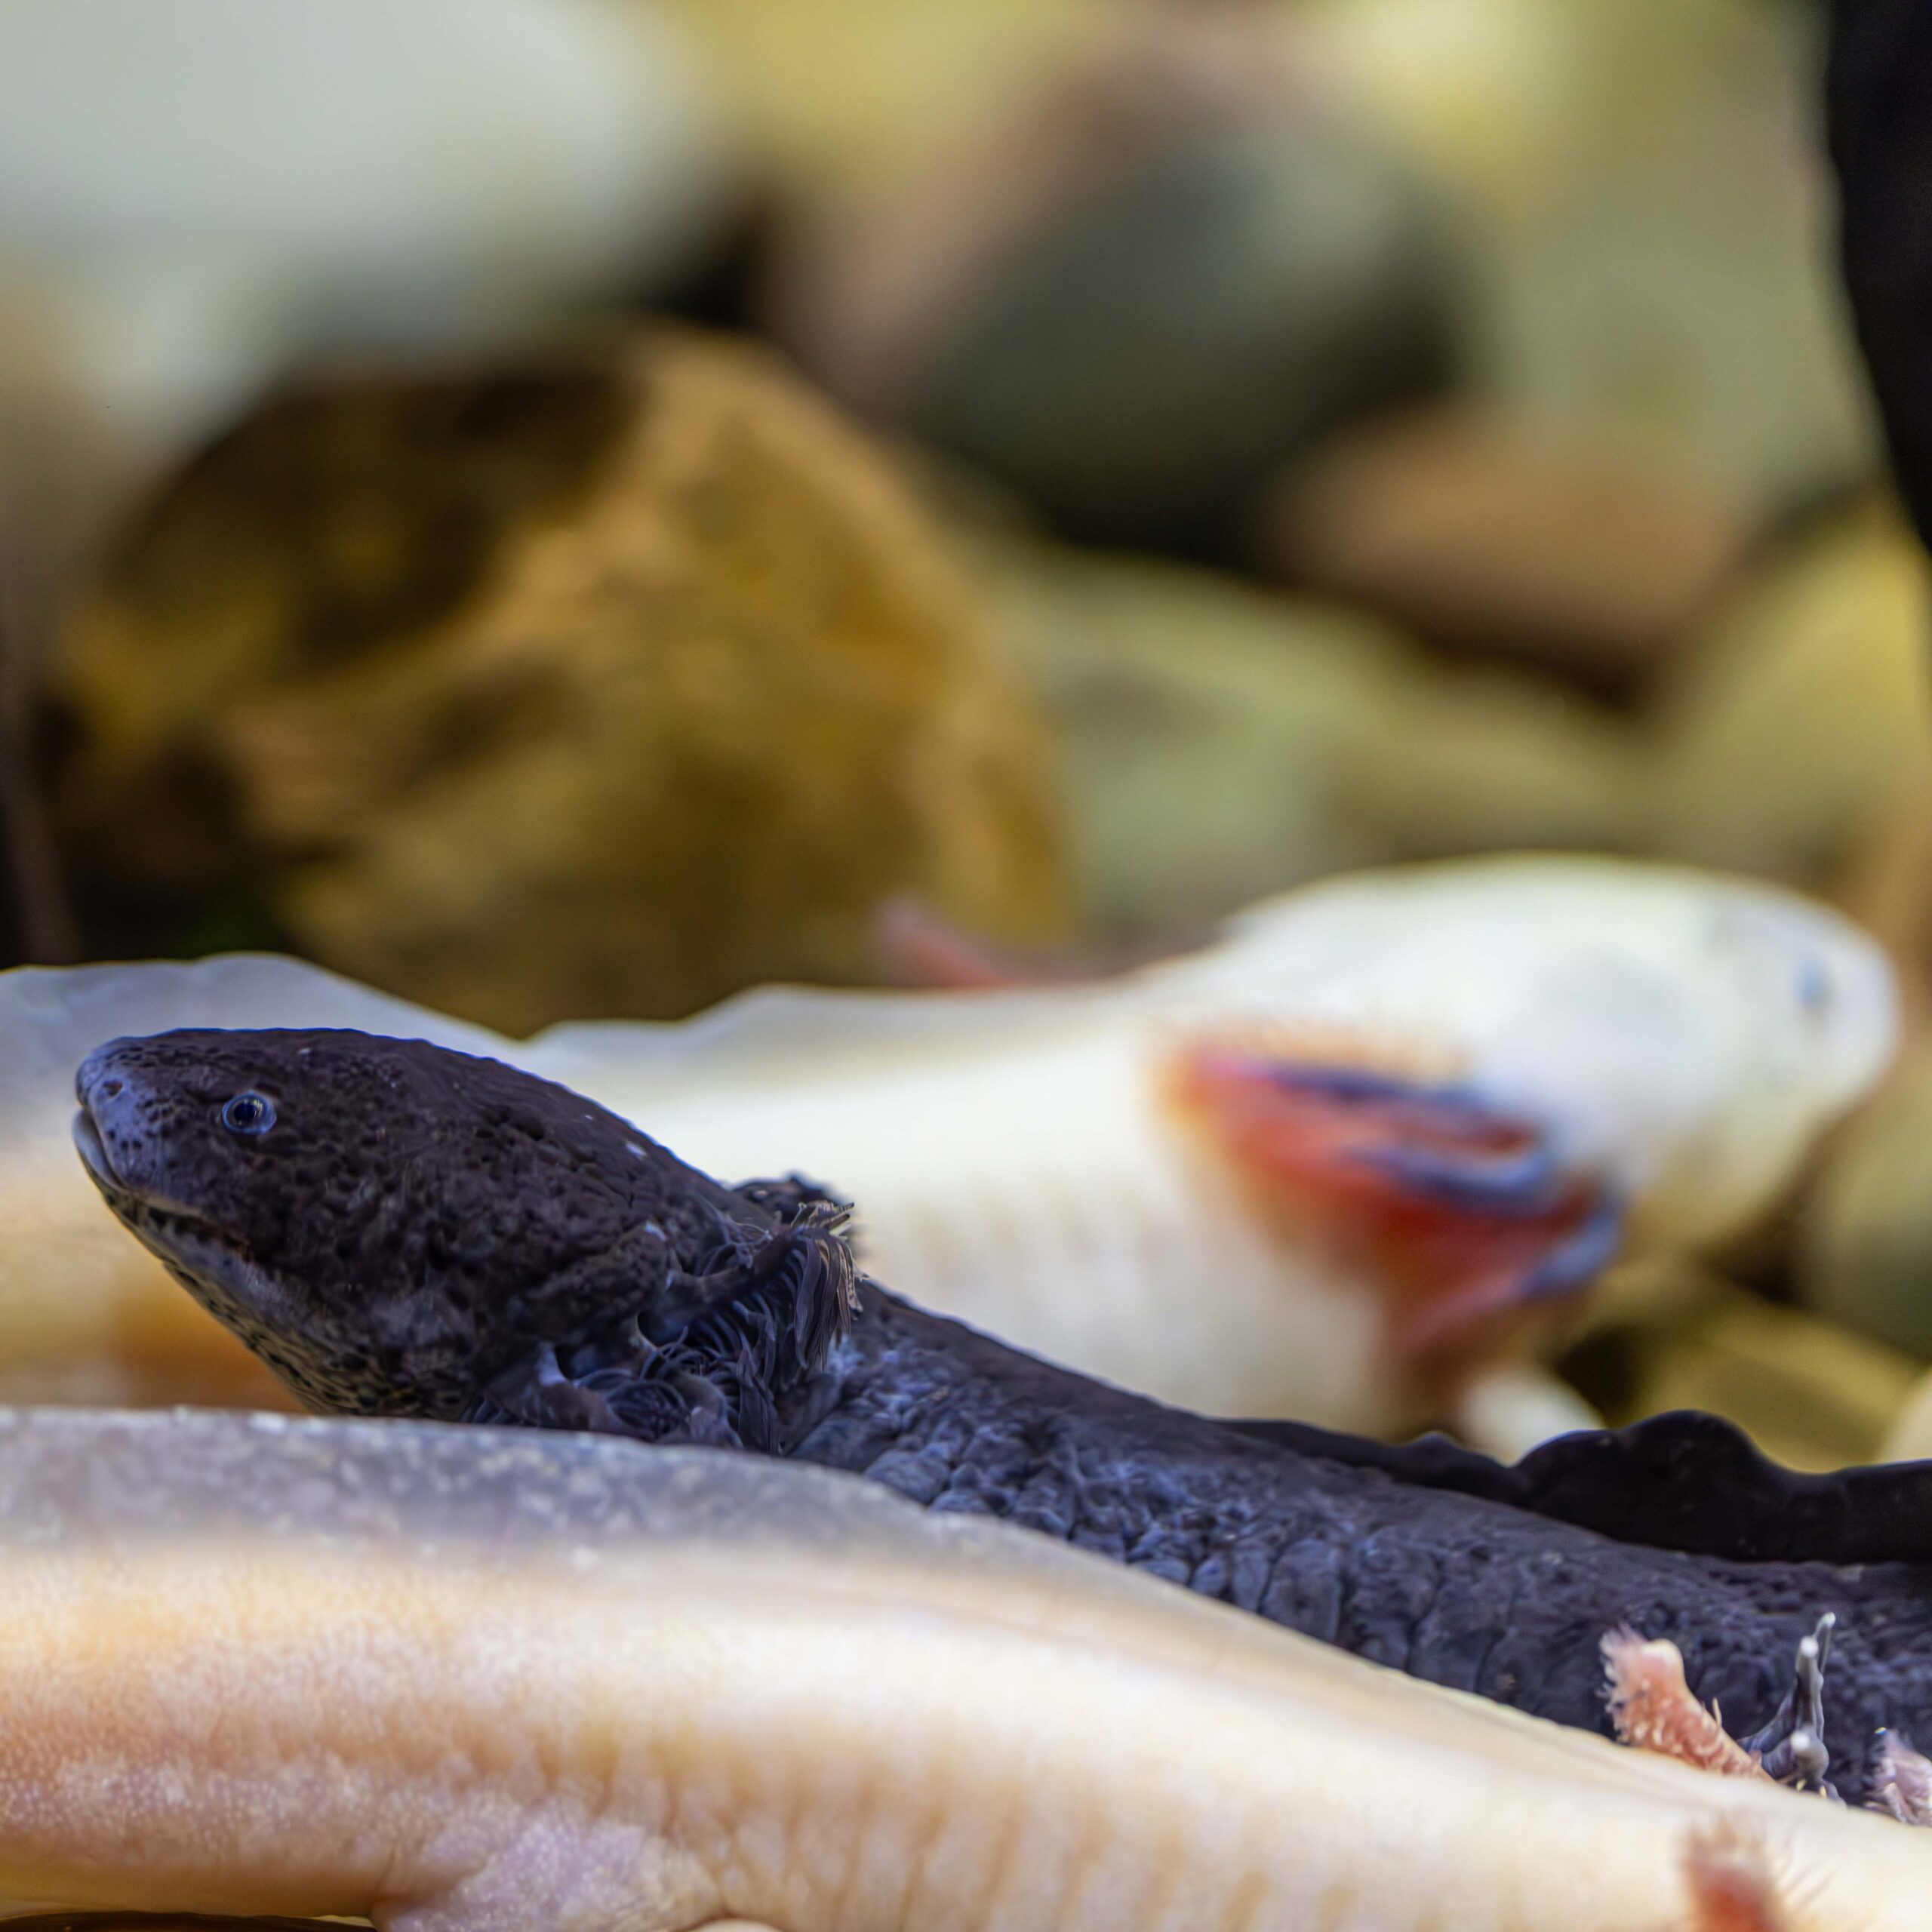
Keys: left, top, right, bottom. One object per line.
{"left": 2, "top": 1409, "right": 1926, "bottom": 1931}
{"left": 72, "top": 1028, "right": 1932, "bottom": 1806}
{"left": 528, "top": 857, "right": 1900, "bottom": 1452}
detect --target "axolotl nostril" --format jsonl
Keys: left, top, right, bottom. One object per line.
{"left": 72, "top": 1025, "right": 1932, "bottom": 1810}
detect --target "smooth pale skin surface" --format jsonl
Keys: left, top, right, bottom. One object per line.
{"left": 534, "top": 855, "right": 1897, "bottom": 1257}
{"left": 0, "top": 1408, "right": 1924, "bottom": 1932}
{"left": 530, "top": 854, "right": 1897, "bottom": 1429}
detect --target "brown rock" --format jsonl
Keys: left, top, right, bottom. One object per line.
{"left": 1257, "top": 408, "right": 1751, "bottom": 700}
{"left": 51, "top": 328, "right": 1069, "bottom": 1032}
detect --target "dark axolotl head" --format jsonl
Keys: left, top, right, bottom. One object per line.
{"left": 72, "top": 1029, "right": 856, "bottom": 1434}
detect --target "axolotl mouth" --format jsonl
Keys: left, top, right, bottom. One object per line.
{"left": 71, "top": 1098, "right": 132, "bottom": 1209}
{"left": 72, "top": 1088, "right": 229, "bottom": 1281}
{"left": 74, "top": 1060, "right": 249, "bottom": 1287}
{"left": 72, "top": 1044, "right": 332, "bottom": 1404}
{"left": 72, "top": 1044, "right": 205, "bottom": 1224}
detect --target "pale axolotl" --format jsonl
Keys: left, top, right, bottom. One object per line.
{"left": 2, "top": 1408, "right": 1924, "bottom": 1931}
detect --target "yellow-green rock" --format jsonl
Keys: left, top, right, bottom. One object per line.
{"left": 1305, "top": 0, "right": 1875, "bottom": 518}
{"left": 968, "top": 525, "right": 1646, "bottom": 940}
{"left": 1800, "top": 1044, "right": 1932, "bottom": 1361}
{"left": 1653, "top": 503, "right": 1932, "bottom": 882}
{"left": 1560, "top": 1263, "right": 1921, "bottom": 1472}
{"left": 1883, "top": 1364, "right": 1932, "bottom": 1463}
{"left": 959, "top": 491, "right": 1932, "bottom": 944}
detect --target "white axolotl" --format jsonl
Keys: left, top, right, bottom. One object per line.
{"left": 2, "top": 1408, "right": 1927, "bottom": 1932}
{"left": 523, "top": 856, "right": 1899, "bottom": 1454}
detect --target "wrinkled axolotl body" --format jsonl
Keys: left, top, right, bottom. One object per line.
{"left": 0, "top": 1407, "right": 1927, "bottom": 1932}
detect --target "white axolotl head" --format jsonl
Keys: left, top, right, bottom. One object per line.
{"left": 1146, "top": 854, "right": 1899, "bottom": 1255}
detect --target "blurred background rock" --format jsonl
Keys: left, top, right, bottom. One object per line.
{"left": 50, "top": 328, "right": 1069, "bottom": 1033}
{"left": 761, "top": 8, "right": 1462, "bottom": 560}
{"left": 1559, "top": 1258, "right": 1922, "bottom": 1471}
{"left": 10, "top": 0, "right": 1932, "bottom": 1455}
{"left": 0, "top": 0, "right": 737, "bottom": 965}
{"left": 1799, "top": 1043, "right": 1932, "bottom": 1361}
{"left": 11, "top": 0, "right": 1912, "bottom": 994}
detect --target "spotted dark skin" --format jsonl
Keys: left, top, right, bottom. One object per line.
{"left": 72, "top": 1029, "right": 1932, "bottom": 1805}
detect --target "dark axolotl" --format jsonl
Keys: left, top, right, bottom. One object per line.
{"left": 69, "top": 1027, "right": 1932, "bottom": 1807}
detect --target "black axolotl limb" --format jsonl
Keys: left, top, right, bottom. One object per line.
{"left": 1605, "top": 1613, "right": 1841, "bottom": 1799}
{"left": 68, "top": 1027, "right": 1932, "bottom": 1810}
{"left": 1743, "top": 1612, "right": 1837, "bottom": 1795}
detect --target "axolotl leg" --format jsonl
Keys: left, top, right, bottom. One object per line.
{"left": 1607, "top": 1615, "right": 1853, "bottom": 1805}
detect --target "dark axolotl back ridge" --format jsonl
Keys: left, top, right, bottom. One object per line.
{"left": 70, "top": 1026, "right": 1932, "bottom": 1807}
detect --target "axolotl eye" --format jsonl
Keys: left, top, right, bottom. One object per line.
{"left": 220, "top": 1091, "right": 277, "bottom": 1137}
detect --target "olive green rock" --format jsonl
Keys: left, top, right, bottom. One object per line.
{"left": 967, "top": 526, "right": 1647, "bottom": 942}
{"left": 1561, "top": 1263, "right": 1921, "bottom": 1473}
{"left": 1800, "top": 1046, "right": 1932, "bottom": 1361}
